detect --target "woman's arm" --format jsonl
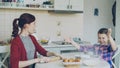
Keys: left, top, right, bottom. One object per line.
{"left": 107, "top": 28, "right": 117, "bottom": 51}
{"left": 30, "top": 35, "right": 62, "bottom": 60}
{"left": 19, "top": 57, "right": 51, "bottom": 68}
{"left": 19, "top": 58, "right": 40, "bottom": 68}
{"left": 46, "top": 52, "right": 57, "bottom": 57}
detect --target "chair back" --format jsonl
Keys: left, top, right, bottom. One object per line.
{"left": 112, "top": 46, "right": 120, "bottom": 59}
{"left": 112, "top": 46, "right": 120, "bottom": 68}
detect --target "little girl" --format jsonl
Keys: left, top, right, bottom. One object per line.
{"left": 66, "top": 28, "right": 117, "bottom": 68}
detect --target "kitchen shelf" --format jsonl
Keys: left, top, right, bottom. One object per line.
{"left": 0, "top": 2, "right": 54, "bottom": 11}
{"left": 0, "top": 2, "right": 83, "bottom": 13}
{"left": 0, "top": 6, "right": 54, "bottom": 10}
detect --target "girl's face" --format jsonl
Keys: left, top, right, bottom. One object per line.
{"left": 26, "top": 21, "right": 36, "bottom": 34}
{"left": 98, "top": 33, "right": 108, "bottom": 45}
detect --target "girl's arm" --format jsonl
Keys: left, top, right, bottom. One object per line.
{"left": 65, "top": 38, "right": 80, "bottom": 49}
{"left": 70, "top": 39, "right": 80, "bottom": 49}
{"left": 108, "top": 28, "right": 117, "bottom": 51}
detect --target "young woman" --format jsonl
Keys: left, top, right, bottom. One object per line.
{"left": 66, "top": 28, "right": 117, "bottom": 68}
{"left": 10, "top": 13, "right": 61, "bottom": 68}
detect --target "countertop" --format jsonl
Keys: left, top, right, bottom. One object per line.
{"left": 41, "top": 43, "right": 73, "bottom": 48}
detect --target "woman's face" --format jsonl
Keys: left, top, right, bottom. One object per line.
{"left": 26, "top": 21, "right": 36, "bottom": 34}
{"left": 98, "top": 33, "right": 108, "bottom": 45}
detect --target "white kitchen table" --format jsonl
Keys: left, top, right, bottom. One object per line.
{"left": 35, "top": 59, "right": 110, "bottom": 68}
{"left": 35, "top": 53, "right": 110, "bottom": 68}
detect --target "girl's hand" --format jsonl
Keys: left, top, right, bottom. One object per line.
{"left": 107, "top": 28, "right": 112, "bottom": 37}
{"left": 64, "top": 37, "right": 72, "bottom": 43}
{"left": 65, "top": 37, "right": 80, "bottom": 49}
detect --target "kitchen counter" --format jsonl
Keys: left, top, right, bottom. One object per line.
{"left": 0, "top": 43, "right": 76, "bottom": 55}
{"left": 0, "top": 43, "right": 78, "bottom": 55}
{"left": 42, "top": 44, "right": 73, "bottom": 48}
{"left": 40, "top": 43, "right": 78, "bottom": 54}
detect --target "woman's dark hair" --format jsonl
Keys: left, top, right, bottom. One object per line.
{"left": 12, "top": 13, "right": 35, "bottom": 37}
{"left": 98, "top": 28, "right": 108, "bottom": 34}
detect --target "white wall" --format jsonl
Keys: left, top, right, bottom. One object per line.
{"left": 83, "top": 0, "right": 115, "bottom": 44}
{"left": 0, "top": 9, "right": 83, "bottom": 41}
{"left": 116, "top": 0, "right": 120, "bottom": 45}
{"left": 115, "top": 0, "right": 120, "bottom": 67}
{"left": 0, "top": 0, "right": 115, "bottom": 44}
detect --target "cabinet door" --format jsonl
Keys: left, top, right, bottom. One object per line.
{"left": 69, "top": 0, "right": 83, "bottom": 11}
{"left": 54, "top": 0, "right": 69, "bottom": 10}
{"left": 54, "top": 0, "right": 83, "bottom": 11}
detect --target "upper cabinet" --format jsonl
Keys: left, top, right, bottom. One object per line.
{"left": 54, "top": 0, "right": 83, "bottom": 12}
{"left": 0, "top": 0, "right": 54, "bottom": 10}
{"left": 0, "top": 0, "right": 83, "bottom": 12}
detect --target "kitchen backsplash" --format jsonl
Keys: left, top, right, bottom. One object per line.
{"left": 0, "top": 9, "right": 83, "bottom": 41}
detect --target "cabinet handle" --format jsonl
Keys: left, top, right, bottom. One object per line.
{"left": 70, "top": 5, "right": 72, "bottom": 9}
{"left": 67, "top": 5, "right": 69, "bottom": 9}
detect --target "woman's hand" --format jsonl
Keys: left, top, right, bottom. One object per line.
{"left": 54, "top": 54, "right": 63, "bottom": 60}
{"left": 40, "top": 57, "right": 50, "bottom": 63}
{"left": 34, "top": 58, "right": 41, "bottom": 63}
{"left": 35, "top": 57, "right": 50, "bottom": 63}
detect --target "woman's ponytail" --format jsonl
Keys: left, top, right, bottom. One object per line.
{"left": 11, "top": 13, "right": 35, "bottom": 37}
{"left": 12, "top": 18, "right": 19, "bottom": 37}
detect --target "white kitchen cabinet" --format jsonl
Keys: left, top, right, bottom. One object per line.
{"left": 0, "top": 0, "right": 83, "bottom": 12}
{"left": 54, "top": 0, "right": 69, "bottom": 10}
{"left": 0, "top": 1, "right": 54, "bottom": 11}
{"left": 54, "top": 0, "right": 83, "bottom": 11}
